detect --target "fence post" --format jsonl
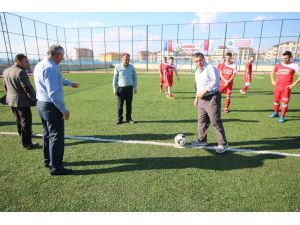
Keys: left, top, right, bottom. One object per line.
{"left": 118, "top": 27, "right": 121, "bottom": 64}
{"left": 295, "top": 32, "right": 300, "bottom": 61}
{"left": 161, "top": 24, "right": 164, "bottom": 57}
{"left": 45, "top": 24, "right": 49, "bottom": 49}
{"left": 0, "top": 13, "right": 11, "bottom": 64}
{"left": 33, "top": 20, "right": 41, "bottom": 61}
{"left": 146, "top": 25, "right": 149, "bottom": 72}
{"left": 274, "top": 19, "right": 284, "bottom": 65}
{"left": 222, "top": 23, "right": 228, "bottom": 57}
{"left": 104, "top": 27, "right": 107, "bottom": 72}
{"left": 90, "top": 28, "right": 95, "bottom": 71}
{"left": 3, "top": 13, "right": 13, "bottom": 64}
{"left": 255, "top": 20, "right": 264, "bottom": 72}
{"left": 132, "top": 26, "right": 134, "bottom": 65}
{"left": 238, "top": 21, "right": 247, "bottom": 72}
{"left": 191, "top": 23, "right": 195, "bottom": 72}
{"left": 19, "top": 17, "right": 27, "bottom": 57}
{"left": 63, "top": 28, "right": 70, "bottom": 72}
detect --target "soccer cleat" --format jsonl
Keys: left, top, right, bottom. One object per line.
{"left": 224, "top": 108, "right": 229, "bottom": 113}
{"left": 269, "top": 113, "right": 278, "bottom": 118}
{"left": 278, "top": 116, "right": 285, "bottom": 123}
{"left": 191, "top": 140, "right": 208, "bottom": 147}
{"left": 239, "top": 90, "right": 246, "bottom": 95}
{"left": 216, "top": 143, "right": 228, "bottom": 154}
{"left": 168, "top": 94, "right": 174, "bottom": 99}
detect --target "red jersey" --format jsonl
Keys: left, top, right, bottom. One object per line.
{"left": 217, "top": 63, "right": 222, "bottom": 73}
{"left": 165, "top": 63, "right": 177, "bottom": 77}
{"left": 220, "top": 62, "right": 237, "bottom": 81}
{"left": 245, "top": 61, "right": 253, "bottom": 76}
{"left": 273, "top": 62, "right": 300, "bottom": 86}
{"left": 160, "top": 63, "right": 167, "bottom": 76}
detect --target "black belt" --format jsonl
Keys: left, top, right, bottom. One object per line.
{"left": 202, "top": 91, "right": 219, "bottom": 99}
{"left": 119, "top": 85, "right": 133, "bottom": 89}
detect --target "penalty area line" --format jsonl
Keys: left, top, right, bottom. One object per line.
{"left": 0, "top": 131, "right": 299, "bottom": 158}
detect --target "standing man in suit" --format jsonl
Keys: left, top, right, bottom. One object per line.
{"left": 2, "top": 54, "right": 39, "bottom": 149}
{"left": 34, "top": 45, "right": 79, "bottom": 176}
{"left": 113, "top": 53, "right": 137, "bottom": 124}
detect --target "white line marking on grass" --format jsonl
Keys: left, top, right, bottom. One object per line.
{"left": 1, "top": 131, "right": 299, "bottom": 158}
{"left": 252, "top": 75, "right": 265, "bottom": 79}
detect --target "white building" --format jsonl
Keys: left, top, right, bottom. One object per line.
{"left": 264, "top": 41, "right": 300, "bottom": 61}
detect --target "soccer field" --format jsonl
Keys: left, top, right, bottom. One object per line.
{"left": 0, "top": 72, "right": 299, "bottom": 211}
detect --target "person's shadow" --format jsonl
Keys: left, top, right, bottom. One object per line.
{"left": 66, "top": 152, "right": 285, "bottom": 175}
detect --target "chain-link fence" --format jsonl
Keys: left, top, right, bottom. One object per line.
{"left": 1, "top": 12, "right": 300, "bottom": 73}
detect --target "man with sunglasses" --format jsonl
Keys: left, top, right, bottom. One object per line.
{"left": 34, "top": 45, "right": 79, "bottom": 175}
{"left": 192, "top": 52, "right": 228, "bottom": 153}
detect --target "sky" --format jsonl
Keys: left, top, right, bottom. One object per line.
{"left": 2, "top": 12, "right": 300, "bottom": 60}
{"left": 15, "top": 12, "right": 300, "bottom": 28}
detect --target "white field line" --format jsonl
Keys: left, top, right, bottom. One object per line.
{"left": 1, "top": 131, "right": 299, "bottom": 158}
{"left": 252, "top": 75, "right": 265, "bottom": 79}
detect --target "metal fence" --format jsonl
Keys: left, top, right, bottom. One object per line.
{"left": 1, "top": 12, "right": 300, "bottom": 73}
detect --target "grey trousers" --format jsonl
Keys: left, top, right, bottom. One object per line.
{"left": 197, "top": 92, "right": 227, "bottom": 145}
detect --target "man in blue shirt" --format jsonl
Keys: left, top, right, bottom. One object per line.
{"left": 113, "top": 53, "right": 137, "bottom": 124}
{"left": 34, "top": 45, "right": 79, "bottom": 175}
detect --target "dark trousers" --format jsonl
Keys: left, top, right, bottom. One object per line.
{"left": 117, "top": 85, "right": 133, "bottom": 121}
{"left": 37, "top": 101, "right": 64, "bottom": 172}
{"left": 197, "top": 92, "right": 227, "bottom": 145}
{"left": 11, "top": 107, "right": 33, "bottom": 147}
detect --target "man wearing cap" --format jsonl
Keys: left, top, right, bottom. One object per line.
{"left": 34, "top": 45, "right": 79, "bottom": 176}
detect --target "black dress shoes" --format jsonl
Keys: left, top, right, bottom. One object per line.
{"left": 23, "top": 143, "right": 40, "bottom": 150}
{"left": 50, "top": 168, "right": 73, "bottom": 176}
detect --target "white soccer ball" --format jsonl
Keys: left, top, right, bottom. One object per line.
{"left": 174, "top": 134, "right": 187, "bottom": 147}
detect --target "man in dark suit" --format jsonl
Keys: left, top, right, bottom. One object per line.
{"left": 2, "top": 54, "right": 39, "bottom": 149}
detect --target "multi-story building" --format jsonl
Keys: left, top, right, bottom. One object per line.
{"left": 211, "top": 46, "right": 232, "bottom": 61}
{"left": 264, "top": 41, "right": 300, "bottom": 61}
{"left": 99, "top": 52, "right": 122, "bottom": 62}
{"left": 137, "top": 51, "right": 158, "bottom": 62}
{"left": 71, "top": 48, "right": 93, "bottom": 61}
{"left": 235, "top": 47, "right": 255, "bottom": 63}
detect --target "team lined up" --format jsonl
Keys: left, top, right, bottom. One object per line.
{"left": 159, "top": 51, "right": 300, "bottom": 122}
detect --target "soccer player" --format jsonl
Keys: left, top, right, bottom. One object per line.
{"left": 240, "top": 56, "right": 255, "bottom": 95}
{"left": 269, "top": 51, "right": 300, "bottom": 123}
{"left": 159, "top": 56, "right": 168, "bottom": 93}
{"left": 164, "top": 57, "right": 179, "bottom": 99}
{"left": 219, "top": 52, "right": 237, "bottom": 113}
